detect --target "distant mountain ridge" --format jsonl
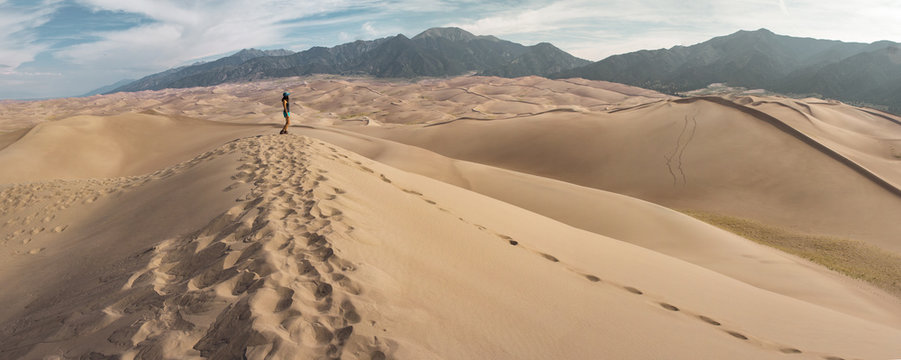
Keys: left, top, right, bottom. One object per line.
{"left": 109, "top": 28, "right": 901, "bottom": 114}
{"left": 112, "top": 49, "right": 295, "bottom": 93}
{"left": 109, "top": 28, "right": 589, "bottom": 93}
{"left": 553, "top": 29, "right": 901, "bottom": 113}
{"left": 80, "top": 79, "right": 135, "bottom": 97}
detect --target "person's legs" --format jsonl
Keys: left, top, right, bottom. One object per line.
{"left": 281, "top": 112, "right": 290, "bottom": 133}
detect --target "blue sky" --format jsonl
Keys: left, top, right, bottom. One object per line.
{"left": 2, "top": 0, "right": 900, "bottom": 99}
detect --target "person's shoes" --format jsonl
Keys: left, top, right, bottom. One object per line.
{"left": 279, "top": 129, "right": 287, "bottom": 134}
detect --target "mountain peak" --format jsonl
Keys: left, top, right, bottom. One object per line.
{"left": 231, "top": 48, "right": 293, "bottom": 59}
{"left": 730, "top": 28, "right": 777, "bottom": 38}
{"left": 532, "top": 42, "right": 558, "bottom": 50}
{"left": 413, "top": 27, "right": 478, "bottom": 41}
{"left": 234, "top": 48, "right": 263, "bottom": 55}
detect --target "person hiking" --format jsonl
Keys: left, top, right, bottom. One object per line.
{"left": 280, "top": 91, "right": 291, "bottom": 134}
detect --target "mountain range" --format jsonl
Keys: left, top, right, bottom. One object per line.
{"left": 108, "top": 27, "right": 901, "bottom": 114}
{"left": 109, "top": 28, "right": 589, "bottom": 93}
{"left": 553, "top": 29, "right": 901, "bottom": 113}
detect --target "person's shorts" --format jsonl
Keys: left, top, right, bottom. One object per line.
{"left": 283, "top": 111, "right": 290, "bottom": 118}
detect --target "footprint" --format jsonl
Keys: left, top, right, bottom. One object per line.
{"left": 779, "top": 348, "right": 802, "bottom": 354}
{"left": 314, "top": 282, "right": 333, "bottom": 299}
{"left": 822, "top": 357, "right": 844, "bottom": 360}
{"left": 335, "top": 325, "right": 353, "bottom": 343}
{"left": 698, "top": 315, "right": 721, "bottom": 326}
{"left": 624, "top": 286, "right": 643, "bottom": 295}
{"left": 726, "top": 331, "right": 748, "bottom": 340}
{"left": 340, "top": 300, "right": 361, "bottom": 324}
{"left": 583, "top": 274, "right": 601, "bottom": 282}
{"left": 274, "top": 287, "right": 295, "bottom": 312}
{"left": 223, "top": 182, "right": 243, "bottom": 191}
{"left": 232, "top": 272, "right": 258, "bottom": 295}
{"left": 305, "top": 321, "right": 334, "bottom": 344}
{"left": 659, "top": 303, "right": 679, "bottom": 312}
{"left": 27, "top": 248, "right": 45, "bottom": 254}
{"left": 423, "top": 199, "right": 436, "bottom": 205}
{"left": 540, "top": 253, "right": 559, "bottom": 262}
{"left": 402, "top": 189, "right": 423, "bottom": 196}
{"left": 52, "top": 225, "right": 68, "bottom": 233}
{"left": 379, "top": 174, "right": 391, "bottom": 183}
{"left": 508, "top": 240, "right": 518, "bottom": 246}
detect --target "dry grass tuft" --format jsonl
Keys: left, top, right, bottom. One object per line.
{"left": 682, "top": 210, "right": 901, "bottom": 297}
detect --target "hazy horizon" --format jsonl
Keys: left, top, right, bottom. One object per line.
{"left": 2, "top": 0, "right": 900, "bottom": 100}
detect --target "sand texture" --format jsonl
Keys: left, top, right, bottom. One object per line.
{"left": 1, "top": 76, "right": 900, "bottom": 359}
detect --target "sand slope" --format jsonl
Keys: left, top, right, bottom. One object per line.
{"left": 346, "top": 96, "right": 901, "bottom": 252}
{"left": 290, "top": 125, "right": 901, "bottom": 328}
{"left": 2, "top": 134, "right": 900, "bottom": 359}
{"left": 2, "top": 76, "right": 901, "bottom": 359}
{"left": 0, "top": 111, "right": 256, "bottom": 184}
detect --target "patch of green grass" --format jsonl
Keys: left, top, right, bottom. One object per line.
{"left": 681, "top": 210, "right": 901, "bottom": 297}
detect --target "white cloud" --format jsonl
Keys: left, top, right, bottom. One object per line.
{"left": 6, "top": 0, "right": 901, "bottom": 98}
{"left": 449, "top": 0, "right": 901, "bottom": 61}
{"left": 0, "top": 0, "right": 63, "bottom": 69}
{"left": 777, "top": 0, "right": 788, "bottom": 14}
{"left": 57, "top": 0, "right": 386, "bottom": 71}
{"left": 362, "top": 22, "right": 378, "bottom": 37}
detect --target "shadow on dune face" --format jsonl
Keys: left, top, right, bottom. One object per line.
{"left": 675, "top": 96, "right": 901, "bottom": 197}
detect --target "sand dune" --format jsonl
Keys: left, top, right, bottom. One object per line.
{"left": 2, "top": 134, "right": 900, "bottom": 359}
{"left": 0, "top": 111, "right": 257, "bottom": 183}
{"left": 2, "top": 76, "right": 900, "bottom": 359}
{"left": 346, "top": 94, "right": 901, "bottom": 252}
